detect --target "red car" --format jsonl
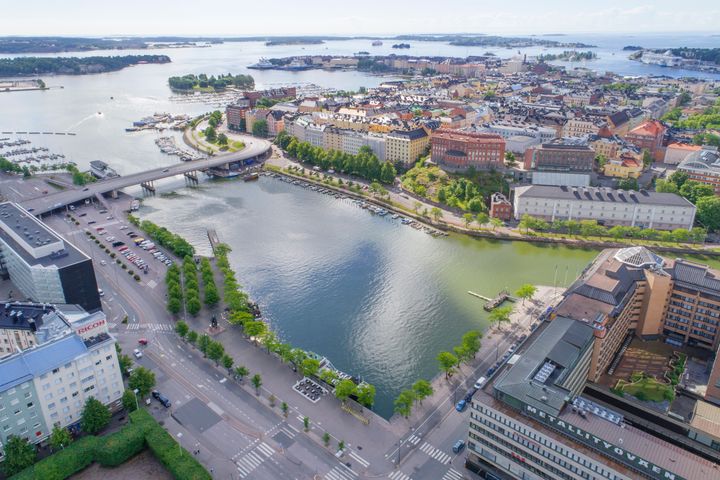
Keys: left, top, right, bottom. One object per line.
{"left": 138, "top": 338, "right": 148, "bottom": 346}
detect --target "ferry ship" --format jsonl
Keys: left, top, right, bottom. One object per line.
{"left": 248, "top": 58, "right": 275, "bottom": 70}
{"left": 89, "top": 160, "right": 119, "bottom": 179}
{"left": 371, "top": 40, "right": 383, "bottom": 46}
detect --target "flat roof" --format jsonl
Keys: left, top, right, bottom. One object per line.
{"left": 515, "top": 185, "right": 695, "bottom": 208}
{"left": 493, "top": 316, "right": 595, "bottom": 416}
{"left": 0, "top": 302, "right": 55, "bottom": 331}
{"left": 0, "top": 202, "right": 88, "bottom": 268}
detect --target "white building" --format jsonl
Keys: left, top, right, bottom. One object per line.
{"left": 513, "top": 185, "right": 696, "bottom": 230}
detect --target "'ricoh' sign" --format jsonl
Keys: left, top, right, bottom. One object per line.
{"left": 524, "top": 405, "right": 682, "bottom": 480}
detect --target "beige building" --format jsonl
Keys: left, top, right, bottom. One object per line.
{"left": 386, "top": 128, "right": 429, "bottom": 166}
{"left": 563, "top": 118, "right": 603, "bottom": 138}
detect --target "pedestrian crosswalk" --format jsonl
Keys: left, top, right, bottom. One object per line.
{"left": 125, "top": 323, "right": 175, "bottom": 333}
{"left": 325, "top": 465, "right": 357, "bottom": 480}
{"left": 388, "top": 470, "right": 412, "bottom": 480}
{"left": 279, "top": 423, "right": 299, "bottom": 438}
{"left": 236, "top": 442, "right": 274, "bottom": 478}
{"left": 407, "top": 434, "right": 421, "bottom": 445}
{"left": 348, "top": 450, "right": 369, "bottom": 468}
{"left": 443, "top": 467, "right": 464, "bottom": 480}
{"left": 419, "top": 442, "right": 452, "bottom": 464}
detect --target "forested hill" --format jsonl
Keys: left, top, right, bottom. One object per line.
{"left": 0, "top": 55, "right": 171, "bottom": 76}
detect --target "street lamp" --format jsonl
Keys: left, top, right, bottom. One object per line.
{"left": 176, "top": 432, "right": 183, "bottom": 457}
{"left": 133, "top": 388, "right": 139, "bottom": 411}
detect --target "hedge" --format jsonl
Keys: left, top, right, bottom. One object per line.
{"left": 10, "top": 409, "right": 209, "bottom": 480}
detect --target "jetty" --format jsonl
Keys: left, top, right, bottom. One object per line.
{"left": 207, "top": 228, "right": 221, "bottom": 254}
{"left": 468, "top": 289, "right": 515, "bottom": 311}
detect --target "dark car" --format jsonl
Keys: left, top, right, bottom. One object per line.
{"left": 464, "top": 388, "right": 478, "bottom": 403}
{"left": 151, "top": 390, "right": 171, "bottom": 408}
{"left": 452, "top": 440, "right": 466, "bottom": 454}
{"left": 112, "top": 241, "right": 125, "bottom": 247}
{"left": 87, "top": 220, "right": 96, "bottom": 225}
{"left": 79, "top": 213, "right": 87, "bottom": 217}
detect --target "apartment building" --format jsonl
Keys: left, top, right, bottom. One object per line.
{"left": 523, "top": 143, "right": 596, "bottom": 173}
{"left": 489, "top": 193, "right": 512, "bottom": 221}
{"left": 0, "top": 203, "right": 100, "bottom": 313}
{"left": 466, "top": 314, "right": 715, "bottom": 480}
{"left": 677, "top": 147, "right": 720, "bottom": 193}
{"left": 513, "top": 185, "right": 696, "bottom": 231}
{"left": 624, "top": 120, "right": 666, "bottom": 161}
{"left": 563, "top": 118, "right": 604, "bottom": 138}
{"left": 603, "top": 156, "right": 643, "bottom": 179}
{"left": 0, "top": 302, "right": 73, "bottom": 357}
{"left": 386, "top": 128, "right": 429, "bottom": 166}
{"left": 430, "top": 130, "right": 505, "bottom": 171}
{"left": 226, "top": 100, "right": 250, "bottom": 131}
{"left": 0, "top": 311, "right": 122, "bottom": 458}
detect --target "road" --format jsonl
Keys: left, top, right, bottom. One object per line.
{"left": 20, "top": 137, "right": 271, "bottom": 215}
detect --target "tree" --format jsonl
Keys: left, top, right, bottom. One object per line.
{"left": 207, "top": 340, "right": 225, "bottom": 366}
{"left": 118, "top": 353, "right": 132, "bottom": 377}
{"left": 129, "top": 366, "right": 156, "bottom": 398}
{"left": 461, "top": 331, "right": 482, "bottom": 359}
{"left": 489, "top": 305, "right": 513, "bottom": 330}
{"left": 234, "top": 365, "right": 249, "bottom": 381}
{"left": 2, "top": 435, "right": 36, "bottom": 476}
{"left": 303, "top": 416, "right": 310, "bottom": 432}
{"left": 204, "top": 126, "right": 217, "bottom": 142}
{"left": 490, "top": 217, "right": 503, "bottom": 231}
{"left": 252, "top": 119, "right": 269, "bottom": 137}
{"left": 595, "top": 154, "right": 608, "bottom": 169}
{"left": 641, "top": 149, "right": 652, "bottom": 168}
{"left": 617, "top": 178, "right": 639, "bottom": 191}
{"left": 669, "top": 170, "right": 689, "bottom": 189}
{"left": 437, "top": 351, "right": 458, "bottom": 379}
{"left": 217, "top": 133, "right": 228, "bottom": 145}
{"left": 334, "top": 379, "right": 357, "bottom": 405}
{"left": 261, "top": 331, "right": 278, "bottom": 354}
{"left": 49, "top": 425, "right": 73, "bottom": 451}
{"left": 655, "top": 179, "right": 678, "bottom": 193}
{"left": 281, "top": 401, "right": 289, "bottom": 418}
{"left": 222, "top": 353, "right": 234, "bottom": 372}
{"left": 515, "top": 284, "right": 537, "bottom": 304}
{"left": 323, "top": 432, "right": 331, "bottom": 447}
{"left": 81, "top": 397, "right": 111, "bottom": 434}
{"left": 430, "top": 207, "right": 442, "bottom": 223}
{"left": 175, "top": 320, "right": 189, "bottom": 339}
{"left": 301, "top": 358, "right": 321, "bottom": 377}
{"left": 244, "top": 320, "right": 267, "bottom": 341}
{"left": 251, "top": 373, "right": 263, "bottom": 395}
{"left": 198, "top": 334, "right": 211, "bottom": 356}
{"left": 186, "top": 330, "right": 198, "bottom": 345}
{"left": 355, "top": 383, "right": 376, "bottom": 408}
{"left": 204, "top": 285, "right": 220, "bottom": 306}
{"left": 476, "top": 212, "right": 490, "bottom": 226}
{"left": 121, "top": 389, "right": 138, "bottom": 412}
{"left": 697, "top": 196, "right": 720, "bottom": 231}
{"left": 463, "top": 213, "right": 474, "bottom": 228}
{"left": 412, "top": 380, "right": 433, "bottom": 404}
{"left": 504, "top": 151, "right": 517, "bottom": 166}
{"left": 393, "top": 389, "right": 415, "bottom": 418}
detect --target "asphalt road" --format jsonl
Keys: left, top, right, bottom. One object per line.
{"left": 20, "top": 137, "right": 271, "bottom": 215}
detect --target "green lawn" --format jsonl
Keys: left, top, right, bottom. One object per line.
{"left": 617, "top": 373, "right": 674, "bottom": 402}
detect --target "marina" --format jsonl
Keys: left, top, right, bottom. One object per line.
{"left": 126, "top": 112, "right": 191, "bottom": 132}
{"left": 154, "top": 136, "right": 204, "bottom": 161}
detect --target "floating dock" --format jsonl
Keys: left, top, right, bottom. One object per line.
{"left": 468, "top": 290, "right": 515, "bottom": 311}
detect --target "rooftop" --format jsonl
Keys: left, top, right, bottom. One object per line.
{"left": 431, "top": 129, "right": 505, "bottom": 143}
{"left": 0, "top": 202, "right": 88, "bottom": 268}
{"left": 515, "top": 185, "right": 695, "bottom": 208}
{"left": 493, "top": 316, "right": 595, "bottom": 416}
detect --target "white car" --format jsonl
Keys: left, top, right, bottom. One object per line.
{"left": 474, "top": 376, "right": 487, "bottom": 389}
{"left": 119, "top": 225, "right": 128, "bottom": 230}
{"left": 100, "top": 260, "right": 107, "bottom": 266}
{"left": 133, "top": 348, "right": 143, "bottom": 359}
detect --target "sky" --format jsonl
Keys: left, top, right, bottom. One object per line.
{"left": 3, "top": 0, "right": 720, "bottom": 36}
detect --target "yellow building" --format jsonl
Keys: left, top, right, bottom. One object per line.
{"left": 386, "top": 128, "right": 429, "bottom": 166}
{"left": 602, "top": 156, "right": 642, "bottom": 178}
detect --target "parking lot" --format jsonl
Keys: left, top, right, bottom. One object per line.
{"left": 66, "top": 201, "right": 176, "bottom": 288}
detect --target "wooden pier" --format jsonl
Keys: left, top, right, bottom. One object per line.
{"left": 468, "top": 289, "right": 515, "bottom": 311}
{"left": 207, "top": 228, "right": 220, "bottom": 254}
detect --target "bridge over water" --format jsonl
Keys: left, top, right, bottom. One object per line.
{"left": 20, "top": 138, "right": 272, "bottom": 215}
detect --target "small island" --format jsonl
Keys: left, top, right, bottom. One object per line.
{"left": 168, "top": 73, "right": 254, "bottom": 92}
{"left": 0, "top": 55, "right": 170, "bottom": 77}
{"left": 623, "top": 45, "right": 643, "bottom": 51}
{"left": 392, "top": 43, "right": 411, "bottom": 49}
{"left": 537, "top": 50, "right": 597, "bottom": 62}
{"left": 265, "top": 39, "right": 324, "bottom": 46}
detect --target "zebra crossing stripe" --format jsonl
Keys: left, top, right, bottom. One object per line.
{"left": 325, "top": 466, "right": 357, "bottom": 480}
{"left": 348, "top": 451, "right": 370, "bottom": 468}
{"left": 420, "top": 442, "right": 451, "bottom": 464}
{"left": 257, "top": 442, "right": 274, "bottom": 457}
{"left": 280, "top": 427, "right": 296, "bottom": 437}
{"left": 388, "top": 470, "right": 412, "bottom": 480}
{"left": 408, "top": 434, "right": 421, "bottom": 445}
{"left": 286, "top": 423, "right": 300, "bottom": 433}
{"left": 443, "top": 468, "right": 464, "bottom": 480}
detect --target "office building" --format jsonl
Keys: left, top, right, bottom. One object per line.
{"left": 677, "top": 146, "right": 720, "bottom": 193}
{"left": 624, "top": 120, "right": 666, "bottom": 161}
{"left": 430, "top": 130, "right": 505, "bottom": 172}
{"left": 0, "top": 203, "right": 100, "bottom": 312}
{"left": 513, "top": 185, "right": 696, "bottom": 231}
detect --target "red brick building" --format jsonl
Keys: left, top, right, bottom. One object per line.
{"left": 226, "top": 100, "right": 250, "bottom": 131}
{"left": 430, "top": 130, "right": 505, "bottom": 171}
{"left": 624, "top": 120, "right": 666, "bottom": 161}
{"left": 489, "top": 192, "right": 512, "bottom": 221}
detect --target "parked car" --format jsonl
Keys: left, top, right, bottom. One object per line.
{"left": 464, "top": 388, "right": 477, "bottom": 403}
{"left": 97, "top": 288, "right": 104, "bottom": 297}
{"left": 87, "top": 221, "right": 96, "bottom": 225}
{"left": 474, "top": 376, "right": 487, "bottom": 389}
{"left": 452, "top": 440, "right": 466, "bottom": 454}
{"left": 152, "top": 390, "right": 171, "bottom": 408}
{"left": 455, "top": 399, "right": 467, "bottom": 412}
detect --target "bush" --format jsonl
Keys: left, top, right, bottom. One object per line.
{"left": 134, "top": 275, "right": 141, "bottom": 281}
{"left": 95, "top": 423, "right": 146, "bottom": 467}
{"left": 12, "top": 436, "right": 97, "bottom": 480}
